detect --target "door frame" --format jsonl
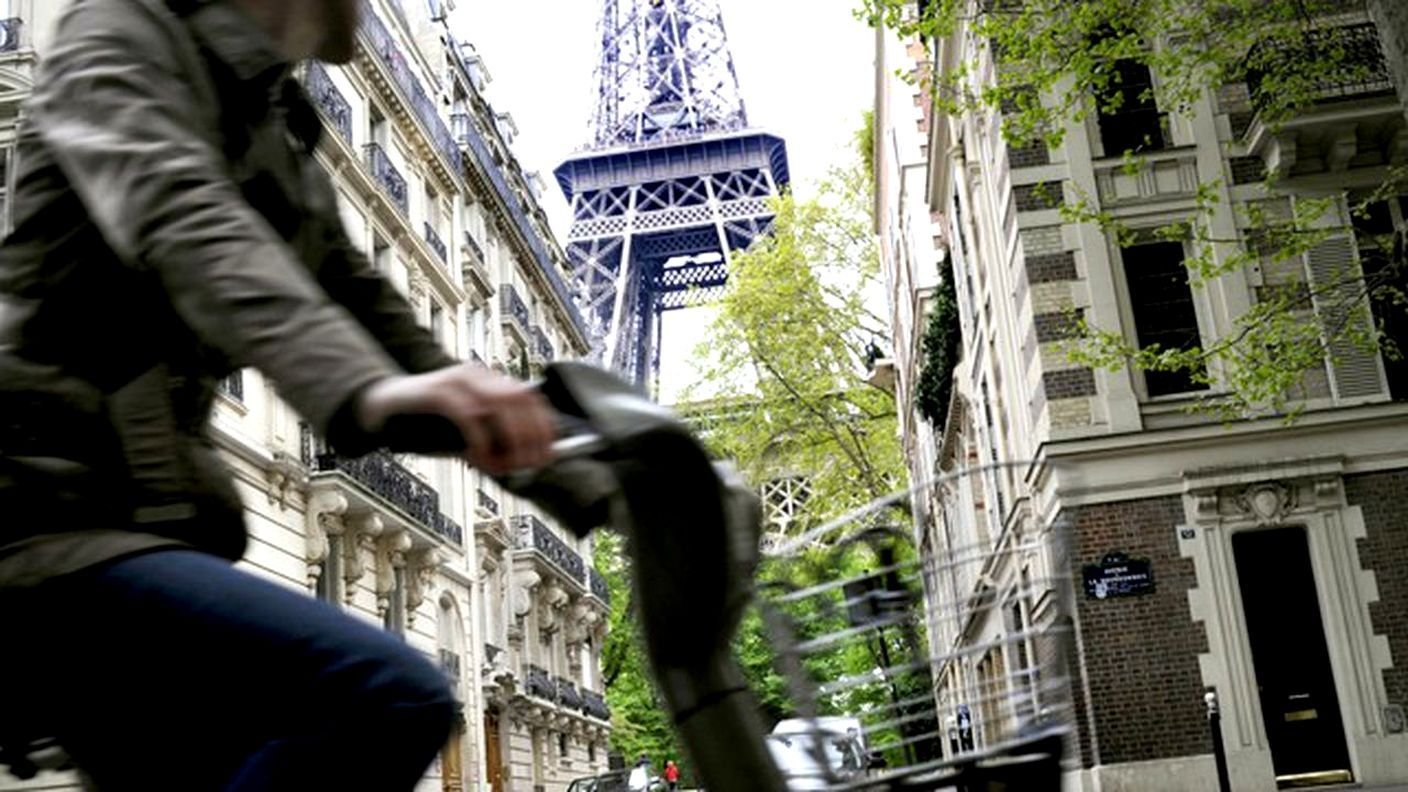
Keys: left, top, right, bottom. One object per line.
{"left": 1180, "top": 469, "right": 1395, "bottom": 787}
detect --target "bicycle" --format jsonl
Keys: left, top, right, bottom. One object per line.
{"left": 3, "top": 361, "right": 1074, "bottom": 791}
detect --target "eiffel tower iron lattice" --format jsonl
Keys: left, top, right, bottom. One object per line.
{"left": 555, "top": 0, "right": 790, "bottom": 388}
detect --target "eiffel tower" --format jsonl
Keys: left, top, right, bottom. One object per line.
{"left": 554, "top": 0, "right": 790, "bottom": 387}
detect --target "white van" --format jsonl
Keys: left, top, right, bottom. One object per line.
{"left": 766, "top": 717, "right": 871, "bottom": 790}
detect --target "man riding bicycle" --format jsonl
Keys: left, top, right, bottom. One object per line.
{"left": 0, "top": 0, "right": 555, "bottom": 788}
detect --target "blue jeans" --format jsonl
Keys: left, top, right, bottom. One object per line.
{"left": 7, "top": 549, "right": 456, "bottom": 791}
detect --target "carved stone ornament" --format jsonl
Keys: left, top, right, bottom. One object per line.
{"left": 343, "top": 513, "right": 385, "bottom": 604}
{"left": 538, "top": 584, "right": 569, "bottom": 635}
{"left": 405, "top": 547, "right": 443, "bottom": 625}
{"left": 512, "top": 569, "right": 542, "bottom": 619}
{"left": 1236, "top": 482, "right": 1296, "bottom": 525}
{"left": 305, "top": 490, "right": 349, "bottom": 590}
{"left": 375, "top": 527, "right": 412, "bottom": 618}
{"left": 266, "top": 451, "right": 306, "bottom": 508}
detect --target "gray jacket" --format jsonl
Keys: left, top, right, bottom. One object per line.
{"left": 0, "top": 0, "right": 454, "bottom": 587}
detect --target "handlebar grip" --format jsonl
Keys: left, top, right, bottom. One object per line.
{"left": 378, "top": 412, "right": 599, "bottom": 458}
{"left": 379, "top": 413, "right": 466, "bottom": 455}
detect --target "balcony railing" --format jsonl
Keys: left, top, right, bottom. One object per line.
{"left": 582, "top": 689, "right": 611, "bottom": 721}
{"left": 424, "top": 222, "right": 448, "bottom": 264}
{"left": 511, "top": 514, "right": 586, "bottom": 584}
{"left": 302, "top": 62, "right": 353, "bottom": 144}
{"left": 217, "top": 370, "right": 244, "bottom": 402}
{"left": 0, "top": 18, "right": 22, "bottom": 54}
{"left": 557, "top": 677, "right": 583, "bottom": 711}
{"left": 530, "top": 325, "right": 555, "bottom": 363}
{"left": 358, "top": 1, "right": 462, "bottom": 174}
{"left": 589, "top": 567, "right": 611, "bottom": 606}
{"left": 525, "top": 664, "right": 556, "bottom": 701}
{"left": 433, "top": 512, "right": 464, "bottom": 545}
{"left": 477, "top": 487, "right": 500, "bottom": 517}
{"left": 1246, "top": 23, "right": 1394, "bottom": 112}
{"left": 449, "top": 88, "right": 586, "bottom": 339}
{"left": 500, "top": 285, "right": 530, "bottom": 335}
{"left": 463, "top": 232, "right": 486, "bottom": 268}
{"left": 301, "top": 426, "right": 463, "bottom": 546}
{"left": 364, "top": 143, "right": 408, "bottom": 216}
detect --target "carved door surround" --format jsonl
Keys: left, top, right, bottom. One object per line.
{"left": 1180, "top": 456, "right": 1395, "bottom": 784}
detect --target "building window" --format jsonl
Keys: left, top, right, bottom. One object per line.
{"left": 373, "top": 236, "right": 392, "bottom": 274}
{"left": 1096, "top": 59, "right": 1167, "bottom": 156}
{"left": 588, "top": 742, "right": 596, "bottom": 764}
{"left": 370, "top": 105, "right": 389, "bottom": 149}
{"left": 430, "top": 301, "right": 445, "bottom": 348}
{"left": 558, "top": 733, "right": 568, "bottom": 758}
{"left": 531, "top": 728, "right": 545, "bottom": 784}
{"left": 1122, "top": 241, "right": 1208, "bottom": 397}
{"left": 1351, "top": 195, "right": 1408, "bottom": 400}
{"left": 384, "top": 566, "right": 406, "bottom": 636}
{"left": 316, "top": 534, "right": 343, "bottom": 603}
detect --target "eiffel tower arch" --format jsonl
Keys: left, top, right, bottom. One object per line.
{"left": 555, "top": 0, "right": 790, "bottom": 387}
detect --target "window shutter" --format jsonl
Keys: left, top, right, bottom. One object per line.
{"left": 1304, "top": 234, "right": 1388, "bottom": 402}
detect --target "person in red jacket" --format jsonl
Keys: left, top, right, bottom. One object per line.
{"left": 664, "top": 759, "right": 681, "bottom": 790}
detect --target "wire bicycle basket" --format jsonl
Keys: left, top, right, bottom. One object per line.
{"left": 753, "top": 463, "right": 1077, "bottom": 791}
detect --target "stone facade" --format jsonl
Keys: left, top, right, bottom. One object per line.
{"left": 878, "top": 4, "right": 1408, "bottom": 791}
{"left": 0, "top": 2, "right": 610, "bottom": 791}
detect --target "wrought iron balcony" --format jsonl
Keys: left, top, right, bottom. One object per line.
{"left": 525, "top": 664, "right": 556, "bottom": 701}
{"left": 581, "top": 689, "right": 611, "bottom": 722}
{"left": 1246, "top": 23, "right": 1394, "bottom": 112}
{"left": 557, "top": 677, "right": 583, "bottom": 711}
{"left": 0, "top": 18, "right": 22, "bottom": 54}
{"left": 477, "top": 487, "right": 500, "bottom": 517}
{"left": 463, "top": 232, "right": 486, "bottom": 268}
{"left": 358, "top": 1, "right": 461, "bottom": 173}
{"left": 449, "top": 80, "right": 585, "bottom": 338}
{"left": 589, "top": 567, "right": 611, "bottom": 606}
{"left": 433, "top": 512, "right": 464, "bottom": 545}
{"left": 499, "top": 284, "right": 530, "bottom": 344}
{"left": 364, "top": 143, "right": 408, "bottom": 216}
{"left": 302, "top": 62, "right": 352, "bottom": 144}
{"left": 511, "top": 514, "right": 586, "bottom": 584}
{"left": 530, "top": 325, "right": 555, "bottom": 363}
{"left": 301, "top": 425, "right": 463, "bottom": 546}
{"left": 217, "top": 370, "right": 244, "bottom": 402}
{"left": 424, "top": 222, "right": 448, "bottom": 264}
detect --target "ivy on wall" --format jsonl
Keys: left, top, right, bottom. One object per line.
{"left": 915, "top": 267, "right": 961, "bottom": 428}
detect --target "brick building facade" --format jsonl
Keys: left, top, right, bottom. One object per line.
{"left": 876, "top": 3, "right": 1408, "bottom": 790}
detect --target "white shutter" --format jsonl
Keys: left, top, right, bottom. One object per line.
{"left": 1304, "top": 235, "right": 1388, "bottom": 402}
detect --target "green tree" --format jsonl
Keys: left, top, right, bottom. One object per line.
{"left": 683, "top": 161, "right": 904, "bottom": 517}
{"left": 681, "top": 156, "right": 941, "bottom": 763}
{"left": 862, "top": 0, "right": 1408, "bottom": 418}
{"left": 594, "top": 531, "right": 691, "bottom": 780}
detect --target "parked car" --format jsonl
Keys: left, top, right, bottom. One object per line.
{"left": 766, "top": 716, "right": 876, "bottom": 790}
{"left": 566, "top": 769, "right": 666, "bottom": 792}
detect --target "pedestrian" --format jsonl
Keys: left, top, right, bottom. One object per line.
{"left": 628, "top": 754, "right": 652, "bottom": 791}
{"left": 664, "top": 759, "right": 681, "bottom": 790}
{"left": 0, "top": 0, "right": 555, "bottom": 789}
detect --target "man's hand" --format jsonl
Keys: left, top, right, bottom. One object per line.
{"left": 355, "top": 365, "right": 555, "bottom": 475}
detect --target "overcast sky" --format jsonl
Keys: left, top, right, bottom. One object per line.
{"left": 448, "top": 0, "right": 877, "bottom": 398}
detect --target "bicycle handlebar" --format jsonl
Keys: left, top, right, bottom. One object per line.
{"left": 381, "top": 363, "right": 789, "bottom": 791}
